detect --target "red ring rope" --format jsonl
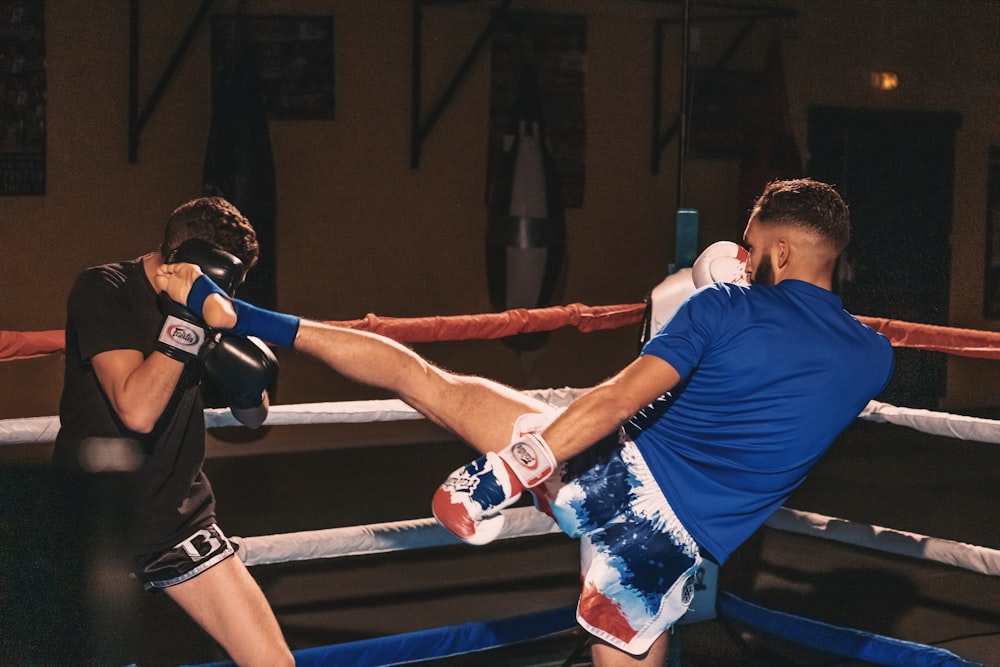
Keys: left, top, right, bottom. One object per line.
{"left": 3, "top": 305, "right": 999, "bottom": 361}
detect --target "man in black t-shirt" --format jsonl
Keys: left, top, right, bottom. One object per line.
{"left": 54, "top": 197, "right": 292, "bottom": 667}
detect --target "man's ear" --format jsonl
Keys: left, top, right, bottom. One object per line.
{"left": 776, "top": 237, "right": 790, "bottom": 269}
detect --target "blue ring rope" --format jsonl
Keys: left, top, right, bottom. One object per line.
{"left": 717, "top": 592, "right": 984, "bottom": 667}
{"left": 182, "top": 604, "right": 578, "bottom": 667}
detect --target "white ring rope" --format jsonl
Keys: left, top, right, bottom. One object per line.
{"left": 233, "top": 506, "right": 562, "bottom": 567}
{"left": 764, "top": 508, "right": 1000, "bottom": 577}
{"left": 859, "top": 399, "right": 1000, "bottom": 443}
{"left": 4, "top": 391, "right": 999, "bottom": 576}
{"left": 0, "top": 387, "right": 585, "bottom": 445}
{"left": 4, "top": 394, "right": 1000, "bottom": 446}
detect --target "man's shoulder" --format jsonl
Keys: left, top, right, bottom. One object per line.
{"left": 73, "top": 259, "right": 140, "bottom": 291}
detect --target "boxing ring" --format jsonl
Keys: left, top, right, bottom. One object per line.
{"left": 2, "top": 305, "right": 1000, "bottom": 666}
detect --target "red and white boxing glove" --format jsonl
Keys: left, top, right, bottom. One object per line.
{"left": 692, "top": 240, "right": 750, "bottom": 288}
{"left": 432, "top": 433, "right": 557, "bottom": 545}
{"left": 644, "top": 240, "right": 751, "bottom": 339}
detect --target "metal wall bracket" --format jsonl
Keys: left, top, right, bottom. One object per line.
{"left": 651, "top": 1, "right": 796, "bottom": 176}
{"left": 410, "top": 0, "right": 512, "bottom": 169}
{"left": 125, "top": 0, "right": 793, "bottom": 171}
{"left": 409, "top": 0, "right": 794, "bottom": 177}
{"left": 128, "top": 0, "right": 216, "bottom": 163}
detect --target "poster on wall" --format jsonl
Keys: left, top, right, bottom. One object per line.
{"left": 0, "top": 0, "right": 45, "bottom": 196}
{"left": 487, "top": 12, "right": 586, "bottom": 208}
{"left": 212, "top": 15, "right": 334, "bottom": 120}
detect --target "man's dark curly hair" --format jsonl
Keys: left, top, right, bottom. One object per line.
{"left": 160, "top": 197, "right": 259, "bottom": 268}
{"left": 752, "top": 178, "right": 850, "bottom": 254}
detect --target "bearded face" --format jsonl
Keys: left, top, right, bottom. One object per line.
{"left": 750, "top": 251, "right": 775, "bottom": 286}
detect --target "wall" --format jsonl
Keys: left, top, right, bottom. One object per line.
{"left": 2, "top": 0, "right": 999, "bottom": 420}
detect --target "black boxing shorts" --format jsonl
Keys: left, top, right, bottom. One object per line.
{"left": 134, "top": 522, "right": 236, "bottom": 591}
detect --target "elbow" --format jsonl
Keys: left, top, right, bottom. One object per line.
{"left": 114, "top": 401, "right": 164, "bottom": 434}
{"left": 593, "top": 386, "right": 645, "bottom": 427}
{"left": 119, "top": 410, "right": 159, "bottom": 435}
{"left": 611, "top": 403, "right": 641, "bottom": 429}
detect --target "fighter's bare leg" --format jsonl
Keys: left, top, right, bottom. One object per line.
{"left": 293, "top": 320, "right": 550, "bottom": 454}
{"left": 152, "top": 266, "right": 546, "bottom": 452}
{"left": 590, "top": 633, "right": 669, "bottom": 667}
{"left": 164, "top": 556, "right": 293, "bottom": 667}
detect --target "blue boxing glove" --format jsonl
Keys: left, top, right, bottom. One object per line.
{"left": 432, "top": 433, "right": 556, "bottom": 545}
{"left": 203, "top": 334, "right": 278, "bottom": 410}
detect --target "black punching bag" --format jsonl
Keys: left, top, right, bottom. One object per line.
{"left": 204, "top": 17, "right": 277, "bottom": 309}
{"left": 486, "top": 65, "right": 566, "bottom": 350}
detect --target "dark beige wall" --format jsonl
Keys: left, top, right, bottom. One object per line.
{"left": 2, "top": 1, "right": 999, "bottom": 419}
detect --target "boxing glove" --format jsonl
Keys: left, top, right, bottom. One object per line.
{"left": 155, "top": 293, "right": 214, "bottom": 363}
{"left": 643, "top": 240, "right": 751, "bottom": 346}
{"left": 168, "top": 238, "right": 246, "bottom": 295}
{"left": 203, "top": 334, "right": 278, "bottom": 410}
{"left": 432, "top": 432, "right": 556, "bottom": 545}
{"left": 691, "top": 240, "right": 750, "bottom": 288}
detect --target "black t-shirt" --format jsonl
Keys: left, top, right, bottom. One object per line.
{"left": 54, "top": 258, "right": 216, "bottom": 555}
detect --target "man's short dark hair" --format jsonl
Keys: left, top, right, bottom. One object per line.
{"left": 753, "top": 179, "right": 850, "bottom": 254}
{"left": 160, "top": 197, "right": 260, "bottom": 268}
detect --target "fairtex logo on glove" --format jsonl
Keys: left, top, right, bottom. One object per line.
{"left": 158, "top": 315, "right": 205, "bottom": 351}
{"left": 167, "top": 325, "right": 201, "bottom": 347}
{"left": 501, "top": 433, "right": 556, "bottom": 488}
{"left": 510, "top": 440, "right": 541, "bottom": 470}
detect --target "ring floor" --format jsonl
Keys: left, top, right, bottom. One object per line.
{"left": 4, "top": 415, "right": 999, "bottom": 666}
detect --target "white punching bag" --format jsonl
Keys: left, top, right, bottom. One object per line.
{"left": 486, "top": 64, "right": 566, "bottom": 350}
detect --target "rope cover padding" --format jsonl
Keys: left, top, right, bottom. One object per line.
{"left": 5, "top": 304, "right": 1000, "bottom": 361}
{"left": 0, "top": 330, "right": 64, "bottom": 361}
{"left": 181, "top": 605, "right": 579, "bottom": 667}
{"left": 718, "top": 592, "right": 982, "bottom": 667}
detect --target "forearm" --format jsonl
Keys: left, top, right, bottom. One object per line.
{"left": 541, "top": 355, "right": 682, "bottom": 462}
{"left": 539, "top": 384, "right": 637, "bottom": 461}
{"left": 96, "top": 350, "right": 185, "bottom": 433}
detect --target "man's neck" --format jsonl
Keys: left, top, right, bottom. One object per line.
{"left": 142, "top": 251, "right": 163, "bottom": 289}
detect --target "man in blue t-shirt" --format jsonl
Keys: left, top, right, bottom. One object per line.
{"left": 155, "top": 178, "right": 894, "bottom": 667}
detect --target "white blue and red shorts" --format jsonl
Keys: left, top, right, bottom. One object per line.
{"left": 513, "top": 412, "right": 703, "bottom": 655}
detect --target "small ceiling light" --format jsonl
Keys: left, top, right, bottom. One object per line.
{"left": 870, "top": 71, "right": 899, "bottom": 91}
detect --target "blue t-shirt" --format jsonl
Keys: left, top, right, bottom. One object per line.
{"left": 635, "top": 280, "right": 894, "bottom": 564}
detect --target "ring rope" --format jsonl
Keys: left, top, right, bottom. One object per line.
{"left": 5, "top": 395, "right": 1000, "bottom": 446}
{"left": 0, "top": 394, "right": 1000, "bottom": 446}
{"left": 0, "top": 329, "right": 64, "bottom": 362}
{"left": 228, "top": 503, "right": 1000, "bottom": 577}
{"left": 765, "top": 508, "right": 1000, "bottom": 576}
{"left": 6, "top": 303, "right": 999, "bottom": 664}
{"left": 0, "top": 388, "right": 585, "bottom": 446}
{"left": 5, "top": 303, "right": 1000, "bottom": 360}
{"left": 2, "top": 313, "right": 999, "bottom": 577}
{"left": 183, "top": 605, "right": 580, "bottom": 667}
{"left": 717, "top": 592, "right": 983, "bottom": 667}
{"left": 859, "top": 400, "right": 1000, "bottom": 443}
{"left": 232, "top": 506, "right": 562, "bottom": 567}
